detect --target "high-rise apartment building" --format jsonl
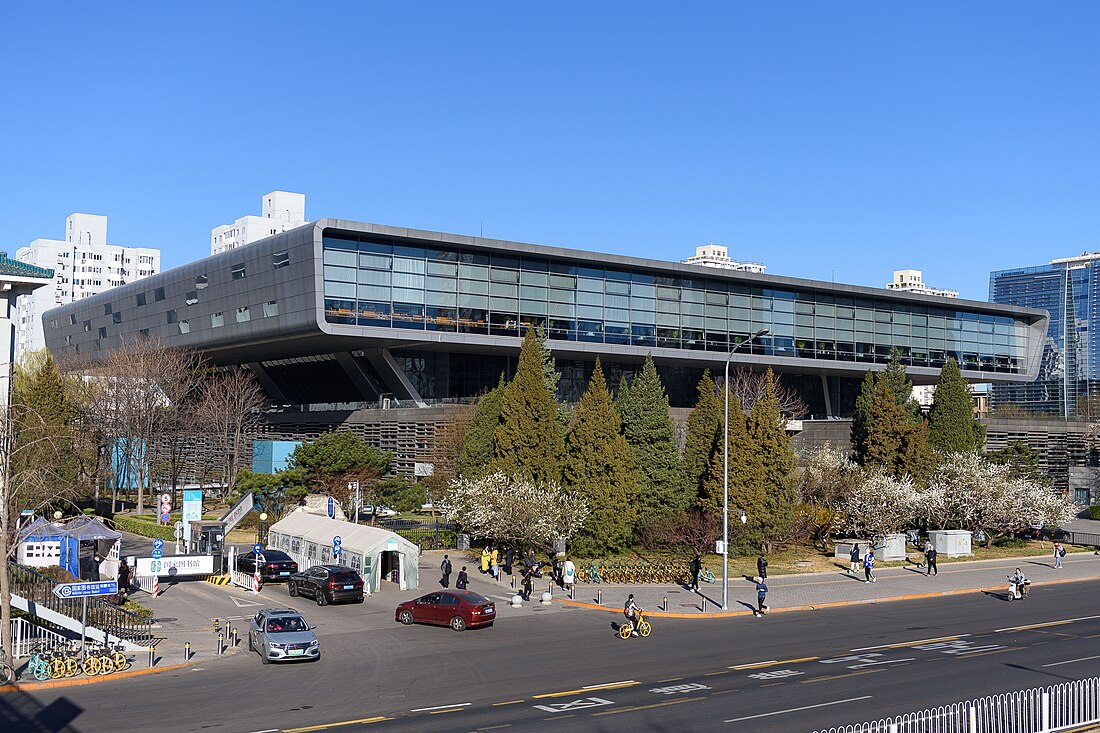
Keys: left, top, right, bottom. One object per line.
{"left": 681, "top": 244, "right": 765, "bottom": 273}
{"left": 15, "top": 213, "right": 160, "bottom": 361}
{"left": 989, "top": 252, "right": 1100, "bottom": 416}
{"left": 885, "top": 269, "right": 959, "bottom": 299}
{"left": 211, "top": 191, "right": 307, "bottom": 255}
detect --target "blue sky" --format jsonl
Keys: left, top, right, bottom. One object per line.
{"left": 2, "top": 3, "right": 1098, "bottom": 301}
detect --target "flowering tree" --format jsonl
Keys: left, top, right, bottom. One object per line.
{"left": 445, "top": 472, "right": 588, "bottom": 551}
{"left": 792, "top": 445, "right": 861, "bottom": 549}
{"left": 839, "top": 466, "right": 919, "bottom": 539}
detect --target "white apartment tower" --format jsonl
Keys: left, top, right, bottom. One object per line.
{"left": 15, "top": 213, "right": 161, "bottom": 360}
{"left": 211, "top": 191, "right": 307, "bottom": 255}
{"left": 681, "top": 244, "right": 766, "bottom": 273}
{"left": 885, "top": 269, "right": 959, "bottom": 299}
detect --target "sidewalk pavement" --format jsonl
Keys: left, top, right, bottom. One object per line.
{"left": 554, "top": 551, "right": 1100, "bottom": 617}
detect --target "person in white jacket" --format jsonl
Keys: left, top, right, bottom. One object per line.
{"left": 562, "top": 558, "right": 576, "bottom": 592}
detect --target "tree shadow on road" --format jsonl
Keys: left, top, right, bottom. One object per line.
{"left": 0, "top": 688, "right": 84, "bottom": 732}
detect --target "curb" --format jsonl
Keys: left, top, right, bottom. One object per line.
{"left": 554, "top": 574, "right": 1100, "bottom": 618}
{"left": 0, "top": 659, "right": 201, "bottom": 692}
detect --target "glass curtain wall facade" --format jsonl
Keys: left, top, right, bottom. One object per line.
{"left": 324, "top": 233, "right": 1032, "bottom": 375}
{"left": 990, "top": 260, "right": 1100, "bottom": 416}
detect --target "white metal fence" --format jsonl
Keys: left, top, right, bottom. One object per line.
{"left": 815, "top": 676, "right": 1100, "bottom": 733}
{"left": 9, "top": 617, "right": 70, "bottom": 658}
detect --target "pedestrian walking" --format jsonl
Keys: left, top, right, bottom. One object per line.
{"left": 480, "top": 546, "right": 490, "bottom": 574}
{"left": 490, "top": 546, "right": 499, "bottom": 575}
{"left": 689, "top": 555, "right": 701, "bottom": 592}
{"left": 504, "top": 546, "right": 515, "bottom": 575}
{"left": 522, "top": 566, "right": 534, "bottom": 601}
{"left": 562, "top": 558, "right": 576, "bottom": 592}
{"left": 754, "top": 576, "right": 769, "bottom": 616}
{"left": 1054, "top": 542, "right": 1065, "bottom": 569}
{"left": 552, "top": 556, "right": 564, "bottom": 588}
{"left": 456, "top": 566, "right": 469, "bottom": 590}
{"left": 863, "top": 549, "right": 876, "bottom": 583}
{"left": 849, "top": 544, "right": 861, "bottom": 574}
{"left": 490, "top": 555, "right": 500, "bottom": 581}
{"left": 440, "top": 554, "right": 452, "bottom": 588}
{"left": 922, "top": 540, "right": 932, "bottom": 569}
{"left": 757, "top": 554, "right": 768, "bottom": 580}
{"left": 925, "top": 545, "right": 938, "bottom": 576}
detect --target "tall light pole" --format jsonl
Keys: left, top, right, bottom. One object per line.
{"left": 723, "top": 328, "right": 769, "bottom": 610}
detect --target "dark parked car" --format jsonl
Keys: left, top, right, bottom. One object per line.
{"left": 395, "top": 590, "right": 496, "bottom": 631}
{"left": 236, "top": 550, "right": 299, "bottom": 582}
{"left": 247, "top": 608, "right": 320, "bottom": 664}
{"left": 289, "top": 565, "right": 364, "bottom": 606}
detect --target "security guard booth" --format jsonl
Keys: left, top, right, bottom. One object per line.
{"left": 189, "top": 520, "right": 226, "bottom": 572}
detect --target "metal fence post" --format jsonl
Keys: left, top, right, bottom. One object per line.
{"left": 969, "top": 704, "right": 977, "bottom": 733}
{"left": 1042, "top": 690, "right": 1050, "bottom": 732}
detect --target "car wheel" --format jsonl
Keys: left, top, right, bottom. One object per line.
{"left": 260, "top": 649, "right": 270, "bottom": 664}
{"left": 398, "top": 609, "right": 414, "bottom": 625}
{"left": 450, "top": 616, "right": 466, "bottom": 632}
{"left": 313, "top": 652, "right": 321, "bottom": 662}
{"left": 288, "top": 581, "right": 298, "bottom": 597}
{"left": 316, "top": 591, "right": 328, "bottom": 607}
{"left": 354, "top": 595, "right": 364, "bottom": 604}
{"left": 247, "top": 634, "right": 254, "bottom": 652}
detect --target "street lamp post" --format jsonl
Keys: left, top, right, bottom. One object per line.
{"left": 723, "top": 328, "right": 769, "bottom": 610}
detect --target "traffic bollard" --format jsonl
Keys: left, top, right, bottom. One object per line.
{"left": 148, "top": 647, "right": 155, "bottom": 668}
{"left": 663, "top": 596, "right": 668, "bottom": 612}
{"left": 213, "top": 618, "right": 220, "bottom": 635}
{"left": 217, "top": 634, "right": 224, "bottom": 655}
{"left": 225, "top": 621, "right": 232, "bottom": 641}
{"left": 547, "top": 582, "right": 553, "bottom": 599}
{"left": 701, "top": 596, "right": 708, "bottom": 613}
{"left": 569, "top": 585, "right": 575, "bottom": 600}
{"left": 510, "top": 575, "right": 516, "bottom": 590}
{"left": 184, "top": 641, "right": 191, "bottom": 661}
{"left": 597, "top": 588, "right": 602, "bottom": 606}
{"left": 233, "top": 629, "right": 239, "bottom": 647}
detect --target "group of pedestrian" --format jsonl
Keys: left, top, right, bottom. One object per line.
{"left": 847, "top": 543, "right": 877, "bottom": 582}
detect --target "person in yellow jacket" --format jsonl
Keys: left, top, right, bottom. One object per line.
{"left": 480, "top": 546, "right": 491, "bottom": 574}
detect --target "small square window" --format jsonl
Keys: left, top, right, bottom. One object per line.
{"left": 98, "top": 327, "right": 107, "bottom": 338}
{"left": 103, "top": 303, "right": 112, "bottom": 316}
{"left": 195, "top": 275, "right": 209, "bottom": 289}
{"left": 49, "top": 319, "right": 58, "bottom": 330}
{"left": 167, "top": 310, "right": 177, "bottom": 324}
{"left": 154, "top": 287, "right": 165, "bottom": 302}
{"left": 211, "top": 312, "right": 224, "bottom": 328}
{"left": 231, "top": 264, "right": 246, "bottom": 280}
{"left": 64, "top": 335, "right": 72, "bottom": 345}
{"left": 139, "top": 329, "right": 149, "bottom": 338}
{"left": 69, "top": 314, "right": 77, "bottom": 325}
{"left": 136, "top": 292, "right": 146, "bottom": 307}
{"left": 112, "top": 312, "right": 121, "bottom": 324}
{"left": 83, "top": 320, "right": 91, "bottom": 332}
{"left": 236, "top": 306, "right": 250, "bottom": 323}
{"left": 263, "top": 300, "right": 279, "bottom": 318}
{"left": 185, "top": 291, "right": 198, "bottom": 306}
{"left": 178, "top": 320, "right": 190, "bottom": 334}
{"left": 272, "top": 251, "right": 290, "bottom": 269}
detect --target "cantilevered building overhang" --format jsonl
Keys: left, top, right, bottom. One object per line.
{"left": 43, "top": 219, "right": 1048, "bottom": 416}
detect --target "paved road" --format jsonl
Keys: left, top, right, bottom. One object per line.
{"left": 12, "top": 576, "right": 1100, "bottom": 733}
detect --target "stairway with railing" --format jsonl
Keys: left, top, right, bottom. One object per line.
{"left": 6, "top": 563, "right": 151, "bottom": 650}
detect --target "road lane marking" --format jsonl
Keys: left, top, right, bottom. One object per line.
{"left": 730, "top": 656, "right": 818, "bottom": 670}
{"left": 592, "top": 696, "right": 706, "bottom": 717}
{"left": 724, "top": 695, "right": 873, "bottom": 723}
{"left": 533, "top": 681, "right": 637, "bottom": 698}
{"left": 492, "top": 700, "right": 525, "bottom": 706}
{"left": 704, "top": 670, "right": 731, "bottom": 676}
{"left": 956, "top": 647, "right": 1021, "bottom": 659}
{"left": 851, "top": 635, "right": 966, "bottom": 652}
{"left": 544, "top": 715, "right": 574, "bottom": 720}
{"left": 430, "top": 709, "right": 464, "bottom": 714}
{"left": 476, "top": 726, "right": 512, "bottom": 731}
{"left": 411, "top": 702, "right": 472, "bottom": 712}
{"left": 657, "top": 677, "right": 683, "bottom": 682}
{"left": 800, "top": 669, "right": 883, "bottom": 684}
{"left": 995, "top": 615, "right": 1100, "bottom": 633}
{"left": 1044, "top": 655, "right": 1100, "bottom": 668}
{"left": 283, "top": 717, "right": 392, "bottom": 733}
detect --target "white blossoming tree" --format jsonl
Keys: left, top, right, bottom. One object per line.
{"left": 445, "top": 472, "right": 589, "bottom": 551}
{"left": 839, "top": 466, "right": 919, "bottom": 539}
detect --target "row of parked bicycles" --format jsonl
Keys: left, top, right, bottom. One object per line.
{"left": 22, "top": 640, "right": 131, "bottom": 680}
{"left": 576, "top": 562, "right": 715, "bottom": 585}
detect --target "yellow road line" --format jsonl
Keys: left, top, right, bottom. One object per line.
{"left": 704, "top": 670, "right": 731, "bottom": 676}
{"left": 800, "top": 669, "right": 883, "bottom": 684}
{"left": 476, "top": 726, "right": 512, "bottom": 731}
{"left": 712, "top": 689, "right": 740, "bottom": 696}
{"left": 533, "top": 681, "right": 637, "bottom": 699}
{"left": 284, "top": 717, "right": 392, "bottom": 733}
{"left": 591, "top": 696, "right": 706, "bottom": 717}
{"left": 430, "top": 708, "right": 464, "bottom": 714}
{"left": 731, "top": 656, "right": 819, "bottom": 670}
{"left": 492, "top": 700, "right": 524, "bottom": 706}
{"left": 851, "top": 636, "right": 961, "bottom": 652}
{"left": 957, "top": 647, "right": 1021, "bottom": 659}
{"left": 544, "top": 714, "right": 575, "bottom": 721}
{"left": 657, "top": 677, "right": 683, "bottom": 683}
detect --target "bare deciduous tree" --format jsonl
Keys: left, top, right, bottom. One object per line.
{"left": 195, "top": 368, "right": 266, "bottom": 498}
{"left": 722, "top": 367, "right": 808, "bottom": 419}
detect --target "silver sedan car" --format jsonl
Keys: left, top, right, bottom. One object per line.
{"left": 247, "top": 608, "right": 320, "bottom": 664}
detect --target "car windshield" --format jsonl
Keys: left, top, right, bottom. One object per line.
{"left": 267, "top": 617, "right": 307, "bottom": 633}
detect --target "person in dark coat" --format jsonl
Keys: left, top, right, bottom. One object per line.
{"left": 456, "top": 566, "right": 469, "bottom": 590}
{"left": 522, "top": 566, "right": 535, "bottom": 601}
{"left": 504, "top": 546, "right": 515, "bottom": 576}
{"left": 757, "top": 554, "right": 768, "bottom": 580}
{"left": 754, "top": 577, "right": 769, "bottom": 616}
{"left": 689, "top": 555, "right": 701, "bottom": 592}
{"left": 440, "top": 554, "right": 452, "bottom": 588}
{"left": 925, "top": 545, "right": 938, "bottom": 576}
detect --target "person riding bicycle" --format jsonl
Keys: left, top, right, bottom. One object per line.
{"left": 624, "top": 593, "right": 642, "bottom": 637}
{"left": 1009, "top": 567, "right": 1029, "bottom": 598}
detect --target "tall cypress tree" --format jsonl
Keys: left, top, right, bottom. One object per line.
{"left": 928, "top": 358, "right": 986, "bottom": 453}
{"left": 699, "top": 389, "right": 767, "bottom": 552}
{"left": 849, "top": 370, "right": 876, "bottom": 457}
{"left": 565, "top": 359, "right": 640, "bottom": 555}
{"left": 456, "top": 376, "right": 505, "bottom": 479}
{"left": 492, "top": 328, "right": 564, "bottom": 483}
{"left": 12, "top": 353, "right": 81, "bottom": 487}
{"left": 684, "top": 370, "right": 722, "bottom": 496}
{"left": 618, "top": 355, "right": 690, "bottom": 519}
{"left": 747, "top": 369, "right": 796, "bottom": 545}
{"left": 860, "top": 376, "right": 936, "bottom": 482}
{"left": 882, "top": 349, "right": 922, "bottom": 421}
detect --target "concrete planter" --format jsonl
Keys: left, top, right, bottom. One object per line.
{"left": 874, "top": 533, "right": 907, "bottom": 561}
{"left": 929, "top": 529, "right": 972, "bottom": 557}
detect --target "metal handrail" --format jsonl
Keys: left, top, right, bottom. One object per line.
{"left": 7, "top": 563, "right": 151, "bottom": 647}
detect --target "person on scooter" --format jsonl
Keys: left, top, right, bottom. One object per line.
{"left": 1009, "top": 567, "right": 1029, "bottom": 599}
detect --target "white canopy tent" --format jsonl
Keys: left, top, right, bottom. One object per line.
{"left": 267, "top": 511, "right": 420, "bottom": 593}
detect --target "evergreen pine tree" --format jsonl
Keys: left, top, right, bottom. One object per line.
{"left": 747, "top": 369, "right": 797, "bottom": 544}
{"left": 882, "top": 349, "right": 922, "bottom": 421}
{"left": 860, "top": 377, "right": 937, "bottom": 482}
{"left": 12, "top": 353, "right": 82, "bottom": 486}
{"left": 493, "top": 328, "right": 564, "bottom": 483}
{"left": 684, "top": 370, "right": 722, "bottom": 495}
{"left": 535, "top": 323, "right": 571, "bottom": 435}
{"left": 565, "top": 359, "right": 640, "bottom": 555}
{"left": 456, "top": 376, "right": 505, "bottom": 479}
{"left": 850, "top": 370, "right": 876, "bottom": 458}
{"left": 928, "top": 358, "right": 986, "bottom": 453}
{"left": 618, "top": 355, "right": 690, "bottom": 520}
{"left": 699, "top": 389, "right": 767, "bottom": 552}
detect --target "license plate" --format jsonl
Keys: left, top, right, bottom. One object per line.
{"left": 287, "top": 649, "right": 304, "bottom": 656}
{"left": 279, "top": 571, "right": 290, "bottom": 576}
{"left": 486, "top": 605, "right": 494, "bottom": 613}
{"left": 343, "top": 585, "right": 354, "bottom": 590}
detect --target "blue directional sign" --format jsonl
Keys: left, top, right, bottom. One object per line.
{"left": 53, "top": 581, "right": 118, "bottom": 599}
{"left": 327, "top": 496, "right": 335, "bottom": 518}
{"left": 333, "top": 536, "right": 342, "bottom": 546}
{"left": 333, "top": 545, "right": 341, "bottom": 558}
{"left": 152, "top": 539, "right": 165, "bottom": 550}
{"left": 253, "top": 543, "right": 263, "bottom": 554}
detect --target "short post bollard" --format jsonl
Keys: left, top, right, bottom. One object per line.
{"left": 701, "top": 596, "right": 708, "bottom": 613}
{"left": 663, "top": 596, "right": 668, "bottom": 612}
{"left": 547, "top": 582, "right": 553, "bottom": 599}
{"left": 597, "top": 588, "right": 603, "bottom": 606}
{"left": 217, "top": 634, "right": 224, "bottom": 656}
{"left": 148, "top": 646, "right": 155, "bottom": 668}
{"left": 510, "top": 575, "right": 516, "bottom": 590}
{"left": 225, "top": 621, "right": 232, "bottom": 643}
{"left": 213, "top": 618, "right": 220, "bottom": 635}
{"left": 569, "top": 585, "right": 575, "bottom": 600}
{"left": 184, "top": 641, "right": 191, "bottom": 661}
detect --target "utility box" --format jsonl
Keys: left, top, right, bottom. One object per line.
{"left": 835, "top": 539, "right": 870, "bottom": 560}
{"left": 875, "top": 533, "right": 907, "bottom": 561}
{"left": 930, "top": 529, "right": 972, "bottom": 557}
{"left": 189, "top": 520, "right": 226, "bottom": 572}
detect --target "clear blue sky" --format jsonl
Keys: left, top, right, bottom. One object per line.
{"left": 3, "top": 3, "right": 1098, "bottom": 301}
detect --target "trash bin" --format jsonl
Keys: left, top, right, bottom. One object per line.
{"left": 457, "top": 533, "right": 470, "bottom": 551}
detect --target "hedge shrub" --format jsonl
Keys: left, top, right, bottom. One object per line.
{"left": 112, "top": 514, "right": 175, "bottom": 541}
{"left": 1090, "top": 505, "right": 1100, "bottom": 520}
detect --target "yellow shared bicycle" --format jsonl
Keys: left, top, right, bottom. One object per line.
{"left": 619, "top": 611, "right": 652, "bottom": 639}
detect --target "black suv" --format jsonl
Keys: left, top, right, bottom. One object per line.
{"left": 289, "top": 565, "right": 365, "bottom": 606}
{"left": 236, "top": 550, "right": 299, "bottom": 583}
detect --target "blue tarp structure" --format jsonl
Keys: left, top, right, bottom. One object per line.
{"left": 17, "top": 517, "right": 79, "bottom": 577}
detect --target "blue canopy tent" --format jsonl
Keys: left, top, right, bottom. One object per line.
{"left": 16, "top": 517, "right": 79, "bottom": 577}
{"left": 65, "top": 516, "right": 123, "bottom": 581}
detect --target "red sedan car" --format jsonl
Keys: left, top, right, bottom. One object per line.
{"left": 395, "top": 590, "right": 496, "bottom": 631}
